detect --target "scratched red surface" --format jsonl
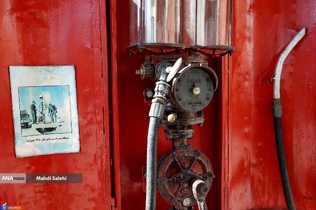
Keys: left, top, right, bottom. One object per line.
{"left": 0, "top": 0, "right": 111, "bottom": 209}
{"left": 0, "top": 0, "right": 315, "bottom": 210}
{"left": 229, "top": 1, "right": 316, "bottom": 209}
{"left": 113, "top": 0, "right": 316, "bottom": 209}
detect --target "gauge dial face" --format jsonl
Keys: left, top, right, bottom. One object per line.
{"left": 172, "top": 67, "right": 215, "bottom": 112}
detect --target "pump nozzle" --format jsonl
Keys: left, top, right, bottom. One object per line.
{"left": 145, "top": 58, "right": 182, "bottom": 210}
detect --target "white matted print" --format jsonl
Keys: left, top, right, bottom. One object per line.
{"left": 9, "top": 66, "right": 80, "bottom": 158}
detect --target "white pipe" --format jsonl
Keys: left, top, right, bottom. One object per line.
{"left": 273, "top": 27, "right": 306, "bottom": 99}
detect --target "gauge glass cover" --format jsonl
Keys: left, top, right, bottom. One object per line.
{"left": 173, "top": 67, "right": 214, "bottom": 112}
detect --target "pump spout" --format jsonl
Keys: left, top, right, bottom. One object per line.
{"left": 272, "top": 27, "right": 306, "bottom": 210}
{"left": 273, "top": 27, "right": 306, "bottom": 99}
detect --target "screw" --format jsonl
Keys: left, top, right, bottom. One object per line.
{"left": 195, "top": 151, "right": 201, "bottom": 156}
{"left": 145, "top": 90, "right": 154, "bottom": 98}
{"left": 175, "top": 176, "right": 181, "bottom": 182}
{"left": 182, "top": 182, "right": 189, "bottom": 188}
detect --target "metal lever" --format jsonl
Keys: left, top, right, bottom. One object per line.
{"left": 192, "top": 180, "right": 209, "bottom": 210}
{"left": 166, "top": 58, "right": 182, "bottom": 82}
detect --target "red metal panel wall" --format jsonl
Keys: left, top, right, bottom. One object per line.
{"left": 1, "top": 0, "right": 315, "bottom": 209}
{"left": 0, "top": 0, "right": 111, "bottom": 209}
{"left": 229, "top": 0, "right": 316, "bottom": 209}
{"left": 110, "top": 1, "right": 225, "bottom": 210}
{"left": 111, "top": 0, "right": 316, "bottom": 209}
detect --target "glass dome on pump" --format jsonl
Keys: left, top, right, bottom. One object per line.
{"left": 127, "top": 0, "right": 235, "bottom": 58}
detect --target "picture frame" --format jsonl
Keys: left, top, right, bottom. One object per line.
{"left": 9, "top": 65, "right": 80, "bottom": 158}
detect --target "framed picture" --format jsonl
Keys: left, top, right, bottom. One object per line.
{"left": 9, "top": 66, "right": 80, "bottom": 158}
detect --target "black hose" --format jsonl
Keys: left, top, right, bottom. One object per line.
{"left": 145, "top": 117, "right": 160, "bottom": 210}
{"left": 272, "top": 100, "right": 296, "bottom": 210}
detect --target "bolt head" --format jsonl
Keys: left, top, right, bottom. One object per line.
{"left": 193, "top": 86, "right": 201, "bottom": 95}
{"left": 183, "top": 198, "right": 191, "bottom": 207}
{"left": 167, "top": 113, "right": 177, "bottom": 123}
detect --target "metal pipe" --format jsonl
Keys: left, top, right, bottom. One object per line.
{"left": 273, "top": 27, "right": 306, "bottom": 99}
{"left": 272, "top": 27, "right": 306, "bottom": 210}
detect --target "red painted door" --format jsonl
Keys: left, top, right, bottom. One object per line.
{"left": 110, "top": 0, "right": 316, "bottom": 209}
{"left": 0, "top": 0, "right": 112, "bottom": 209}
{"left": 110, "top": 0, "right": 226, "bottom": 209}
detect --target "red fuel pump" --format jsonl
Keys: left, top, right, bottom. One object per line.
{"left": 127, "top": 1, "right": 234, "bottom": 209}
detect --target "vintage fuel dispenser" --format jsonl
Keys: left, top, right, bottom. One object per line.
{"left": 127, "top": 1, "right": 234, "bottom": 209}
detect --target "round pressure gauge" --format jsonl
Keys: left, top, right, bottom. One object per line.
{"left": 170, "top": 65, "right": 218, "bottom": 112}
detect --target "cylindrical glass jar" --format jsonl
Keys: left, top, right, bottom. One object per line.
{"left": 129, "top": 0, "right": 233, "bottom": 54}
{"left": 195, "top": 0, "right": 230, "bottom": 46}
{"left": 130, "top": 0, "right": 181, "bottom": 44}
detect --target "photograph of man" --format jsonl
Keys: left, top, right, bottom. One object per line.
{"left": 38, "top": 101, "right": 45, "bottom": 123}
{"left": 48, "top": 104, "right": 57, "bottom": 123}
{"left": 18, "top": 86, "right": 72, "bottom": 136}
{"left": 30, "top": 101, "right": 37, "bottom": 124}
